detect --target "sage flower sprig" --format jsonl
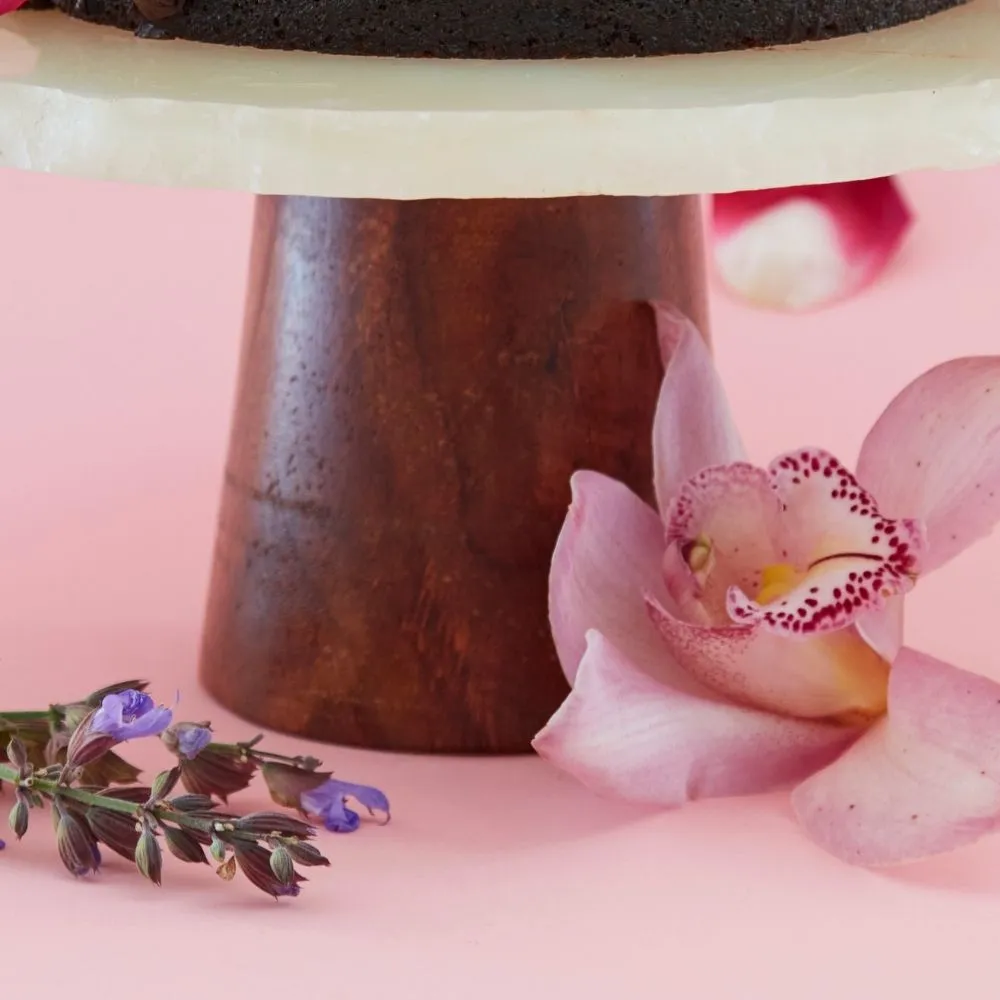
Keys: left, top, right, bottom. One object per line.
{"left": 0, "top": 680, "right": 389, "bottom": 898}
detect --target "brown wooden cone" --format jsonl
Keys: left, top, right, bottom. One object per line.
{"left": 200, "top": 195, "right": 707, "bottom": 753}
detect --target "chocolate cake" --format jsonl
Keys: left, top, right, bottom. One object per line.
{"left": 35, "top": 0, "right": 968, "bottom": 58}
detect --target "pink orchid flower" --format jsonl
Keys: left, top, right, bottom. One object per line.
{"left": 0, "top": 1, "right": 30, "bottom": 13}
{"left": 534, "top": 306, "right": 1000, "bottom": 866}
{"left": 712, "top": 178, "right": 912, "bottom": 312}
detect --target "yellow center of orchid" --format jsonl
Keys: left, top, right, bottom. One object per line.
{"left": 754, "top": 563, "right": 803, "bottom": 605}
{"left": 753, "top": 563, "right": 890, "bottom": 725}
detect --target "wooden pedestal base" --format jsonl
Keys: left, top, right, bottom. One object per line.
{"left": 199, "top": 195, "right": 707, "bottom": 753}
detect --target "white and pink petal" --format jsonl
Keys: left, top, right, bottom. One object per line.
{"left": 533, "top": 630, "right": 858, "bottom": 807}
{"left": 793, "top": 647, "right": 1000, "bottom": 865}
{"left": 711, "top": 179, "right": 913, "bottom": 312}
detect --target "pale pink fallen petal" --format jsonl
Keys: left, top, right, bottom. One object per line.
{"left": 648, "top": 597, "right": 889, "bottom": 722}
{"left": 652, "top": 306, "right": 745, "bottom": 516}
{"left": 857, "top": 356, "right": 1000, "bottom": 574}
{"left": 793, "top": 647, "right": 1000, "bottom": 865}
{"left": 533, "top": 630, "right": 858, "bottom": 806}
{"left": 550, "top": 470, "right": 699, "bottom": 691}
{"left": 711, "top": 178, "right": 912, "bottom": 312}
{"left": 664, "top": 462, "right": 782, "bottom": 623}
{"left": 728, "top": 448, "right": 924, "bottom": 638}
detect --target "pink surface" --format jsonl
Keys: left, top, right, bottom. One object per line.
{"left": 2, "top": 168, "right": 1000, "bottom": 998}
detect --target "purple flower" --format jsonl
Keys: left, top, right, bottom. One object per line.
{"left": 300, "top": 779, "right": 390, "bottom": 833}
{"left": 172, "top": 723, "right": 213, "bottom": 760}
{"left": 91, "top": 690, "right": 172, "bottom": 742}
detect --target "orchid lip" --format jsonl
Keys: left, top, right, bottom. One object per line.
{"left": 808, "top": 552, "right": 883, "bottom": 569}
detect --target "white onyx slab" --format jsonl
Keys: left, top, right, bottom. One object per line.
{"left": 1, "top": 3, "right": 999, "bottom": 199}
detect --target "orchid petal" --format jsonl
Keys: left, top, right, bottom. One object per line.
{"left": 663, "top": 462, "right": 783, "bottom": 624}
{"left": 728, "top": 449, "right": 925, "bottom": 636}
{"left": 550, "top": 470, "right": 691, "bottom": 689}
{"left": 534, "top": 630, "right": 857, "bottom": 806}
{"left": 855, "top": 597, "right": 905, "bottom": 664}
{"left": 0, "top": 1, "right": 30, "bottom": 13}
{"left": 793, "top": 647, "right": 1000, "bottom": 865}
{"left": 857, "top": 356, "right": 1000, "bottom": 574}
{"left": 652, "top": 306, "right": 745, "bottom": 516}
{"left": 648, "top": 597, "right": 889, "bottom": 722}
{"left": 711, "top": 179, "right": 912, "bottom": 312}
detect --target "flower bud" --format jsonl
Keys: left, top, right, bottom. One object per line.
{"left": 8, "top": 797, "right": 28, "bottom": 840}
{"left": 210, "top": 835, "right": 228, "bottom": 863}
{"left": 86, "top": 805, "right": 141, "bottom": 861}
{"left": 5, "top": 737, "right": 28, "bottom": 772}
{"left": 170, "top": 794, "right": 215, "bottom": 813}
{"left": 284, "top": 839, "right": 330, "bottom": 868}
{"left": 135, "top": 828, "right": 163, "bottom": 885}
{"left": 55, "top": 806, "right": 101, "bottom": 876}
{"left": 236, "top": 811, "right": 314, "bottom": 838}
{"left": 149, "top": 767, "right": 182, "bottom": 803}
{"left": 64, "top": 710, "right": 116, "bottom": 770}
{"left": 268, "top": 845, "right": 295, "bottom": 885}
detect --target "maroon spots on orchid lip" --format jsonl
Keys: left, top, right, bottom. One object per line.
{"left": 727, "top": 448, "right": 923, "bottom": 635}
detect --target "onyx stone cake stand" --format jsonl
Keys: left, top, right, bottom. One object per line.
{"left": 3, "top": 3, "right": 1000, "bottom": 753}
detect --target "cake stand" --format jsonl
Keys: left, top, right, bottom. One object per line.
{"left": 4, "top": 2, "right": 1000, "bottom": 755}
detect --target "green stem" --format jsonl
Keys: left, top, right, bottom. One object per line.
{"left": 0, "top": 762, "right": 224, "bottom": 839}
{"left": 0, "top": 762, "right": 140, "bottom": 816}
{"left": 0, "top": 711, "right": 52, "bottom": 723}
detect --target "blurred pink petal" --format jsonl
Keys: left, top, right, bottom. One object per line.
{"left": 857, "top": 356, "right": 1000, "bottom": 574}
{"left": 647, "top": 597, "right": 889, "bottom": 722}
{"left": 549, "top": 470, "right": 698, "bottom": 691}
{"left": 793, "top": 647, "right": 1000, "bottom": 865}
{"left": 711, "top": 178, "right": 912, "bottom": 312}
{"left": 651, "top": 307, "right": 745, "bottom": 514}
{"left": 728, "top": 448, "right": 925, "bottom": 636}
{"left": 0, "top": 1, "right": 29, "bottom": 13}
{"left": 533, "top": 630, "right": 857, "bottom": 807}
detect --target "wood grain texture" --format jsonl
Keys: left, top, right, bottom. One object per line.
{"left": 200, "top": 195, "right": 707, "bottom": 753}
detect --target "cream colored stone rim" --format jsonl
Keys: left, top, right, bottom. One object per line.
{"left": 0, "top": 3, "right": 998, "bottom": 198}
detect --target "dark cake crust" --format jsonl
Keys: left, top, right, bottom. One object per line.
{"left": 37, "top": 0, "right": 968, "bottom": 59}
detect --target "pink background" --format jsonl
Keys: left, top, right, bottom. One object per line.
{"left": 2, "top": 167, "right": 999, "bottom": 998}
